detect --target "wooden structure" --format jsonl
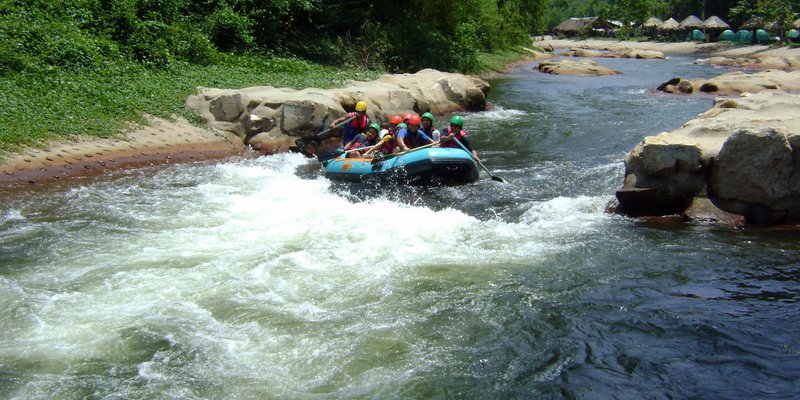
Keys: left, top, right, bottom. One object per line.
{"left": 553, "top": 17, "right": 618, "bottom": 37}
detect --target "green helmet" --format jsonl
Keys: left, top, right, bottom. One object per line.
{"left": 396, "top": 123, "right": 407, "bottom": 129}
{"left": 421, "top": 112, "right": 434, "bottom": 122}
{"left": 368, "top": 123, "right": 381, "bottom": 132}
{"left": 450, "top": 116, "right": 464, "bottom": 126}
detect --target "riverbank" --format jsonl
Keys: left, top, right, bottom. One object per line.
{"left": 0, "top": 117, "right": 244, "bottom": 188}
{"left": 535, "top": 37, "right": 800, "bottom": 58}
{"left": 3, "top": 39, "right": 798, "bottom": 191}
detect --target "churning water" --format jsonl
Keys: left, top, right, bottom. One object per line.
{"left": 1, "top": 55, "right": 799, "bottom": 399}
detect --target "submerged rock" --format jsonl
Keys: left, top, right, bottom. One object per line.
{"left": 617, "top": 91, "right": 800, "bottom": 225}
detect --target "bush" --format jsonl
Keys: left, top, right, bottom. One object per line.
{"left": 204, "top": 4, "right": 254, "bottom": 53}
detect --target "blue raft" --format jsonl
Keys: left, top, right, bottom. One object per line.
{"left": 323, "top": 147, "right": 479, "bottom": 185}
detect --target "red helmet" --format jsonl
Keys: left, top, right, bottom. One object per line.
{"left": 407, "top": 115, "right": 421, "bottom": 125}
{"left": 389, "top": 115, "right": 403, "bottom": 124}
{"left": 401, "top": 112, "right": 415, "bottom": 121}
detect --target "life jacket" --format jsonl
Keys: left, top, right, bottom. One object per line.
{"left": 403, "top": 128, "right": 428, "bottom": 149}
{"left": 378, "top": 132, "right": 396, "bottom": 154}
{"left": 343, "top": 112, "right": 369, "bottom": 144}
{"left": 421, "top": 126, "right": 440, "bottom": 142}
{"left": 440, "top": 126, "right": 467, "bottom": 149}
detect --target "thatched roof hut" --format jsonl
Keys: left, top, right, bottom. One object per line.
{"left": 660, "top": 18, "right": 680, "bottom": 31}
{"left": 740, "top": 16, "right": 762, "bottom": 29}
{"left": 679, "top": 15, "right": 704, "bottom": 29}
{"left": 703, "top": 16, "right": 730, "bottom": 29}
{"left": 642, "top": 17, "right": 664, "bottom": 28}
{"left": 553, "top": 17, "right": 617, "bottom": 36}
{"left": 794, "top": 18, "right": 800, "bottom": 29}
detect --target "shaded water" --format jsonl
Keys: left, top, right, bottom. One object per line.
{"left": 2, "top": 56, "right": 799, "bottom": 399}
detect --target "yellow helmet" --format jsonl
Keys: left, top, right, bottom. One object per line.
{"left": 355, "top": 101, "right": 367, "bottom": 112}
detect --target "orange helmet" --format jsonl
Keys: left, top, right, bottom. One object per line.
{"left": 407, "top": 115, "right": 421, "bottom": 125}
{"left": 402, "top": 112, "right": 415, "bottom": 121}
{"left": 389, "top": 115, "right": 403, "bottom": 124}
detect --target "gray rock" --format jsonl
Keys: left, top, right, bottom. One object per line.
{"left": 209, "top": 93, "right": 244, "bottom": 122}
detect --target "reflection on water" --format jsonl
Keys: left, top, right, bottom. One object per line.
{"left": 1, "top": 56, "right": 799, "bottom": 398}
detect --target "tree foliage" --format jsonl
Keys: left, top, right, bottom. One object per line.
{"left": 0, "top": 0, "right": 548, "bottom": 74}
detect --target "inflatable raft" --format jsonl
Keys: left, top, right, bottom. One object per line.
{"left": 323, "top": 147, "right": 479, "bottom": 185}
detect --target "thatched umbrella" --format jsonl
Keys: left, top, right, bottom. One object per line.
{"left": 703, "top": 16, "right": 730, "bottom": 42}
{"left": 659, "top": 17, "right": 680, "bottom": 41}
{"left": 740, "top": 16, "right": 762, "bottom": 30}
{"left": 642, "top": 17, "right": 663, "bottom": 38}
{"left": 703, "top": 16, "right": 729, "bottom": 29}
{"left": 643, "top": 17, "right": 664, "bottom": 28}
{"left": 794, "top": 18, "right": 800, "bottom": 29}
{"left": 661, "top": 18, "right": 680, "bottom": 30}
{"left": 679, "top": 15, "right": 704, "bottom": 29}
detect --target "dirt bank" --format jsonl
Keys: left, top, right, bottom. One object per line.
{"left": 0, "top": 116, "right": 244, "bottom": 189}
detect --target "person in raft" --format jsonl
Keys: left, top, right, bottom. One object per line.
{"left": 380, "top": 115, "right": 403, "bottom": 139}
{"left": 343, "top": 123, "right": 381, "bottom": 157}
{"left": 419, "top": 112, "right": 440, "bottom": 143}
{"left": 395, "top": 114, "right": 435, "bottom": 152}
{"left": 364, "top": 117, "right": 402, "bottom": 158}
{"left": 440, "top": 115, "right": 479, "bottom": 160}
{"left": 329, "top": 100, "right": 370, "bottom": 147}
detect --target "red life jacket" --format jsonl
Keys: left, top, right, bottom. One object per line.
{"left": 348, "top": 112, "right": 369, "bottom": 130}
{"left": 440, "top": 126, "right": 467, "bottom": 149}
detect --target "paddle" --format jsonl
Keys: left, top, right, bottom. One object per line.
{"left": 452, "top": 136, "right": 506, "bottom": 183}
{"left": 319, "top": 135, "right": 391, "bottom": 162}
{"left": 294, "top": 116, "right": 356, "bottom": 157}
{"left": 371, "top": 141, "right": 438, "bottom": 164}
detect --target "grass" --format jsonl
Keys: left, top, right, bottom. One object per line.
{"left": 0, "top": 56, "right": 382, "bottom": 154}
{"left": 476, "top": 48, "right": 535, "bottom": 72}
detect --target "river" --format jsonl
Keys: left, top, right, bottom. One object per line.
{"left": 1, "top": 56, "right": 799, "bottom": 399}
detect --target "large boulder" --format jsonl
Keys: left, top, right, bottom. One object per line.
{"left": 657, "top": 70, "right": 800, "bottom": 96}
{"left": 624, "top": 49, "right": 665, "bottom": 59}
{"left": 616, "top": 91, "right": 800, "bottom": 225}
{"left": 186, "top": 69, "right": 490, "bottom": 152}
{"left": 694, "top": 55, "right": 800, "bottom": 70}
{"left": 536, "top": 59, "right": 621, "bottom": 76}
{"left": 710, "top": 128, "right": 799, "bottom": 224}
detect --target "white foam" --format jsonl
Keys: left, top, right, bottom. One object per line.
{"left": 468, "top": 106, "right": 529, "bottom": 121}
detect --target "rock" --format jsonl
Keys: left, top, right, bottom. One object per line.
{"left": 536, "top": 59, "right": 621, "bottom": 76}
{"left": 615, "top": 187, "right": 693, "bottom": 217}
{"left": 624, "top": 50, "right": 665, "bottom": 59}
{"left": 463, "top": 87, "right": 486, "bottom": 111}
{"left": 677, "top": 79, "right": 694, "bottom": 93}
{"left": 683, "top": 197, "right": 746, "bottom": 227}
{"left": 185, "top": 69, "right": 490, "bottom": 149}
{"left": 657, "top": 70, "right": 800, "bottom": 96}
{"left": 209, "top": 93, "right": 245, "bottom": 122}
{"left": 710, "top": 127, "right": 798, "bottom": 223}
{"left": 656, "top": 77, "right": 695, "bottom": 94}
{"left": 617, "top": 91, "right": 800, "bottom": 225}
{"left": 569, "top": 48, "right": 609, "bottom": 58}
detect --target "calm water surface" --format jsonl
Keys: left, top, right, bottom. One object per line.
{"left": 1, "top": 55, "right": 799, "bottom": 399}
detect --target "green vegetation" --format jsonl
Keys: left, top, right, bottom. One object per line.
{"left": 0, "top": 0, "right": 546, "bottom": 152}
{"left": 0, "top": 58, "right": 380, "bottom": 152}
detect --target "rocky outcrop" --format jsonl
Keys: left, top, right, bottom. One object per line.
{"left": 616, "top": 91, "right": 800, "bottom": 225}
{"left": 695, "top": 55, "right": 800, "bottom": 70}
{"left": 185, "top": 69, "right": 490, "bottom": 152}
{"left": 562, "top": 47, "right": 665, "bottom": 59}
{"left": 536, "top": 59, "right": 621, "bottom": 76}
{"left": 657, "top": 70, "right": 800, "bottom": 96}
